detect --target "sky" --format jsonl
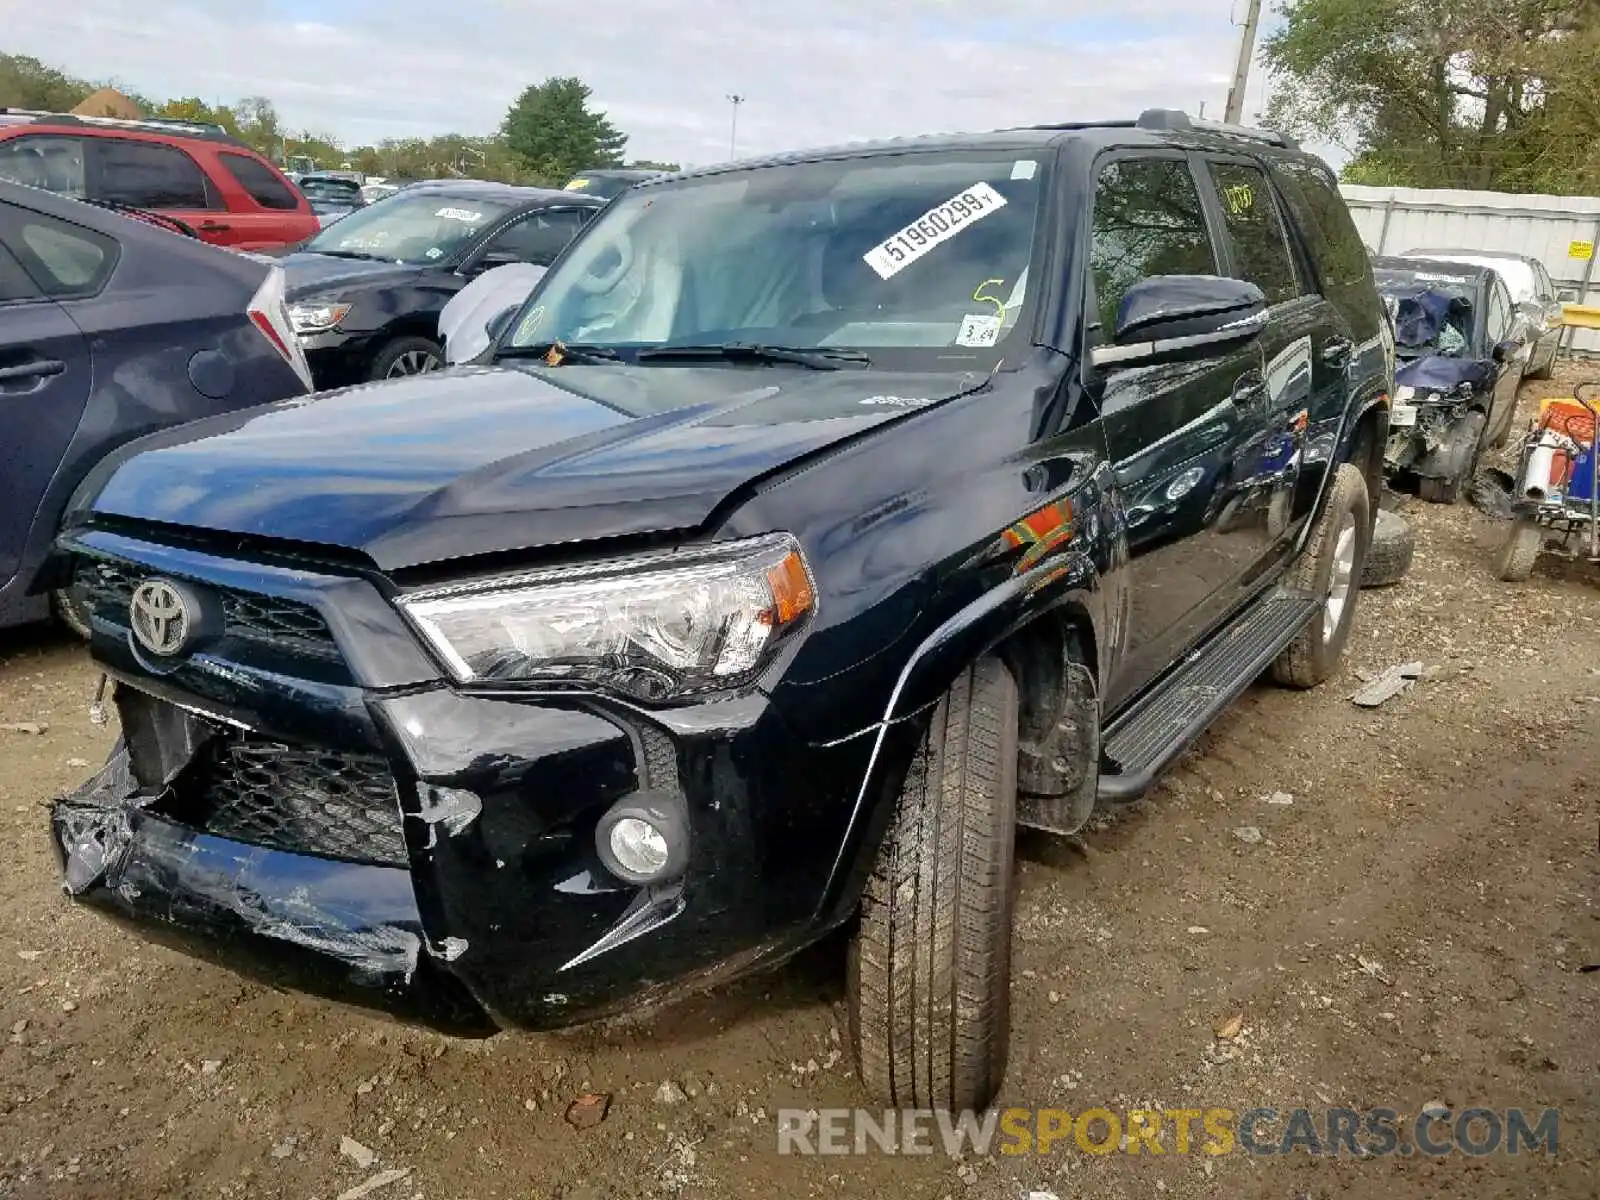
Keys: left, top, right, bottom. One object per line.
{"left": 2, "top": 0, "right": 1312, "bottom": 170}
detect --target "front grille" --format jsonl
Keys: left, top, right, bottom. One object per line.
{"left": 175, "top": 731, "right": 408, "bottom": 866}
{"left": 75, "top": 559, "right": 339, "bottom": 657}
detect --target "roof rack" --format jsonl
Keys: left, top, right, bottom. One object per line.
{"left": 0, "top": 108, "right": 246, "bottom": 146}
{"left": 1135, "top": 108, "right": 1299, "bottom": 151}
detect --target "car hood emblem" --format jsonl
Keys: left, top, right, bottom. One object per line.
{"left": 130, "top": 579, "right": 193, "bottom": 657}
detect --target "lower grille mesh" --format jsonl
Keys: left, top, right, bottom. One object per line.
{"left": 185, "top": 733, "right": 408, "bottom": 866}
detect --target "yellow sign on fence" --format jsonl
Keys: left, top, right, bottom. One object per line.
{"left": 1569, "top": 240, "right": 1594, "bottom": 261}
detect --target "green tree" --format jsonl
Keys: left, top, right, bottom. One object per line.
{"left": 1264, "top": 0, "right": 1600, "bottom": 194}
{"left": 231, "top": 95, "right": 282, "bottom": 156}
{"left": 155, "top": 97, "right": 241, "bottom": 135}
{"left": 500, "top": 77, "right": 627, "bottom": 183}
{"left": 0, "top": 53, "right": 92, "bottom": 111}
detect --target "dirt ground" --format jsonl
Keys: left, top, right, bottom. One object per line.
{"left": 1, "top": 374, "right": 1596, "bottom": 1200}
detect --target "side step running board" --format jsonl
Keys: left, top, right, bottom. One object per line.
{"left": 1096, "top": 589, "right": 1321, "bottom": 803}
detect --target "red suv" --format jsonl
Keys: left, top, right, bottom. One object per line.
{"left": 0, "top": 111, "right": 319, "bottom": 250}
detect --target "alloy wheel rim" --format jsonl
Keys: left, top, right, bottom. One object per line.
{"left": 388, "top": 350, "right": 440, "bottom": 377}
{"left": 1324, "top": 514, "right": 1358, "bottom": 642}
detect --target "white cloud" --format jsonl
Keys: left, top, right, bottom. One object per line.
{"left": 6, "top": 0, "right": 1276, "bottom": 169}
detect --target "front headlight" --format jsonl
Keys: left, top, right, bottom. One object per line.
{"left": 288, "top": 301, "right": 352, "bottom": 334}
{"left": 397, "top": 534, "right": 816, "bottom": 701}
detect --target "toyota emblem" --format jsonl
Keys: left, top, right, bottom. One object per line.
{"left": 129, "top": 580, "right": 192, "bottom": 657}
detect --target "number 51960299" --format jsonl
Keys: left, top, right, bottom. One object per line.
{"left": 864, "top": 182, "right": 1007, "bottom": 279}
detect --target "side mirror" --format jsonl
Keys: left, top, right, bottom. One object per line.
{"left": 1492, "top": 339, "right": 1520, "bottom": 364}
{"left": 1091, "top": 276, "right": 1268, "bottom": 370}
{"left": 485, "top": 304, "right": 518, "bottom": 344}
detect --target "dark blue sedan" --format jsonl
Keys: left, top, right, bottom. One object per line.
{"left": 0, "top": 180, "right": 312, "bottom": 634}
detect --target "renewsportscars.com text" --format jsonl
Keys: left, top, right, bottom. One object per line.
{"left": 776, "top": 1106, "right": 1559, "bottom": 1159}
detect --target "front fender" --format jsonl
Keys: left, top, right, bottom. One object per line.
{"left": 814, "top": 548, "right": 1105, "bottom": 921}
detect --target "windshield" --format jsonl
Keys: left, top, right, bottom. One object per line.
{"left": 508, "top": 152, "right": 1047, "bottom": 366}
{"left": 1376, "top": 273, "right": 1477, "bottom": 359}
{"left": 304, "top": 192, "right": 513, "bottom": 263}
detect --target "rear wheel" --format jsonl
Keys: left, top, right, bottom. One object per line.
{"left": 849, "top": 657, "right": 1019, "bottom": 1112}
{"left": 1272, "top": 463, "right": 1371, "bottom": 689}
{"left": 369, "top": 336, "right": 442, "bottom": 381}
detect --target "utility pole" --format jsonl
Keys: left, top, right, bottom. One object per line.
{"left": 1223, "top": 0, "right": 1263, "bottom": 125}
{"left": 727, "top": 94, "right": 745, "bottom": 159}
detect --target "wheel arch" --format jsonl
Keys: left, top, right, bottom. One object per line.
{"left": 816, "top": 556, "right": 1104, "bottom": 918}
{"left": 1344, "top": 395, "right": 1389, "bottom": 511}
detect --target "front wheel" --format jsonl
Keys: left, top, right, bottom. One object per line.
{"left": 1418, "top": 411, "right": 1488, "bottom": 504}
{"left": 368, "top": 336, "right": 443, "bottom": 381}
{"left": 1272, "top": 463, "right": 1371, "bottom": 689}
{"left": 849, "top": 657, "right": 1019, "bottom": 1113}
{"left": 1493, "top": 520, "right": 1543, "bottom": 582}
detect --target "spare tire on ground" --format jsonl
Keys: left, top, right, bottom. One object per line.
{"left": 1361, "top": 509, "right": 1416, "bottom": 588}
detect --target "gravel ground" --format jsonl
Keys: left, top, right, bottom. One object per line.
{"left": 0, "top": 374, "right": 1595, "bottom": 1200}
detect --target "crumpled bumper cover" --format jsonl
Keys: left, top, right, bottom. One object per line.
{"left": 51, "top": 748, "right": 493, "bottom": 1035}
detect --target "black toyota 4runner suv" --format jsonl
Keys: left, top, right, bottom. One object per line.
{"left": 52, "top": 110, "right": 1391, "bottom": 1113}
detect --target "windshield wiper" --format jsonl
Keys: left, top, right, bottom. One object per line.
{"left": 312, "top": 249, "right": 385, "bottom": 261}
{"left": 634, "top": 343, "right": 871, "bottom": 370}
{"left": 498, "top": 341, "right": 623, "bottom": 365}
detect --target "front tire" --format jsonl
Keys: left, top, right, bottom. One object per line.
{"left": 368, "top": 336, "right": 443, "bottom": 381}
{"left": 1493, "top": 520, "right": 1543, "bottom": 582}
{"left": 849, "top": 657, "right": 1019, "bottom": 1112}
{"left": 1272, "top": 463, "right": 1371, "bottom": 689}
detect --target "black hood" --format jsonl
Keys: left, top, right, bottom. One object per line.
{"left": 280, "top": 251, "right": 424, "bottom": 299}
{"left": 72, "top": 363, "right": 988, "bottom": 572}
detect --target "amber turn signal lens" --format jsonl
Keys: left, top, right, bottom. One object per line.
{"left": 766, "top": 550, "right": 815, "bottom": 626}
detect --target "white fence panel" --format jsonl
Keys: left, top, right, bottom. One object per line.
{"left": 1341, "top": 184, "right": 1600, "bottom": 354}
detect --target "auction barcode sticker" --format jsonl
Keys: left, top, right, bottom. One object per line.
{"left": 862, "top": 182, "right": 1007, "bottom": 280}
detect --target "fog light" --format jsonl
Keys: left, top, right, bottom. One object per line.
{"left": 595, "top": 791, "right": 689, "bottom": 885}
{"left": 609, "top": 818, "right": 669, "bottom": 876}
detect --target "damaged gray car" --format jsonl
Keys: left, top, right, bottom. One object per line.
{"left": 1374, "top": 257, "right": 1528, "bottom": 503}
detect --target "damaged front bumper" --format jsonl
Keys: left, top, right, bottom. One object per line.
{"left": 49, "top": 530, "right": 899, "bottom": 1035}
{"left": 54, "top": 752, "right": 491, "bottom": 1033}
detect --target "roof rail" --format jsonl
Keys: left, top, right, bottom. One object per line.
{"left": 1135, "top": 108, "right": 1299, "bottom": 151}
{"left": 0, "top": 109, "right": 246, "bottom": 146}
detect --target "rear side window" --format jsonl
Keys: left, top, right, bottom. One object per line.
{"left": 220, "top": 152, "right": 301, "bottom": 211}
{"left": 0, "top": 136, "right": 88, "bottom": 197}
{"left": 1271, "top": 160, "right": 1377, "bottom": 315}
{"left": 1088, "top": 158, "right": 1219, "bottom": 333}
{"left": 482, "top": 209, "right": 588, "bottom": 266}
{"left": 91, "top": 139, "right": 213, "bottom": 209}
{"left": 2, "top": 210, "right": 117, "bottom": 297}
{"left": 1206, "top": 161, "right": 1300, "bottom": 305}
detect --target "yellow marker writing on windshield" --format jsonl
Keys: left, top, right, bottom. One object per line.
{"left": 973, "top": 278, "right": 1008, "bottom": 321}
